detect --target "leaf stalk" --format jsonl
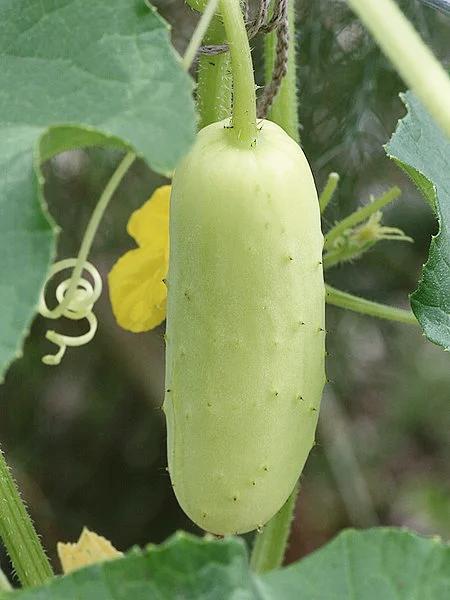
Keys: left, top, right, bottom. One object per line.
{"left": 0, "top": 448, "right": 53, "bottom": 587}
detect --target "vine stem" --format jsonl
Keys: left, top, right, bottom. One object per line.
{"left": 0, "top": 449, "right": 53, "bottom": 587}
{"left": 250, "top": 484, "right": 299, "bottom": 573}
{"left": 319, "top": 173, "right": 340, "bottom": 214}
{"left": 51, "top": 152, "right": 135, "bottom": 319}
{"left": 347, "top": 0, "right": 450, "bottom": 138}
{"left": 182, "top": 0, "right": 221, "bottom": 71}
{"left": 220, "top": 0, "right": 257, "bottom": 145}
{"left": 324, "top": 187, "right": 401, "bottom": 250}
{"left": 196, "top": 7, "right": 232, "bottom": 128}
{"left": 325, "top": 284, "right": 417, "bottom": 325}
{"left": 264, "top": 0, "right": 300, "bottom": 142}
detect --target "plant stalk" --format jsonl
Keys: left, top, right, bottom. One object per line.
{"left": 196, "top": 15, "right": 232, "bottom": 128}
{"left": 0, "top": 448, "right": 53, "bottom": 587}
{"left": 182, "top": 0, "right": 221, "bottom": 71}
{"left": 323, "top": 245, "right": 367, "bottom": 270}
{"left": 347, "top": 0, "right": 450, "bottom": 138}
{"left": 250, "top": 484, "right": 299, "bottom": 574}
{"left": 325, "top": 284, "right": 417, "bottom": 324}
{"left": 264, "top": 0, "right": 300, "bottom": 142}
{"left": 319, "top": 173, "right": 340, "bottom": 214}
{"left": 220, "top": 0, "right": 257, "bottom": 145}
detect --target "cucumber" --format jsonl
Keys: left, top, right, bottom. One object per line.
{"left": 164, "top": 118, "right": 325, "bottom": 535}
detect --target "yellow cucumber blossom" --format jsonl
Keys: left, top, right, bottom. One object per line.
{"left": 57, "top": 528, "right": 122, "bottom": 574}
{"left": 108, "top": 185, "right": 170, "bottom": 332}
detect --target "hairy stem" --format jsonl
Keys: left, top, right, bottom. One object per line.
{"left": 323, "top": 245, "right": 369, "bottom": 270}
{"left": 264, "top": 0, "right": 300, "bottom": 142}
{"left": 324, "top": 187, "right": 401, "bottom": 249}
{"left": 196, "top": 16, "right": 232, "bottom": 128}
{"left": 183, "top": 0, "right": 221, "bottom": 71}
{"left": 0, "top": 448, "right": 53, "bottom": 587}
{"left": 250, "top": 484, "right": 298, "bottom": 573}
{"left": 220, "top": 0, "right": 257, "bottom": 145}
{"left": 325, "top": 284, "right": 417, "bottom": 324}
{"left": 347, "top": 0, "right": 450, "bottom": 138}
{"left": 319, "top": 173, "right": 340, "bottom": 214}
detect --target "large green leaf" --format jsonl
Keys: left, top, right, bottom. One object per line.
{"left": 0, "top": 0, "right": 196, "bottom": 380}
{"left": 265, "top": 528, "right": 450, "bottom": 599}
{"left": 385, "top": 92, "right": 450, "bottom": 349}
{"left": 1, "top": 528, "right": 448, "bottom": 598}
{"left": 2, "top": 533, "right": 260, "bottom": 599}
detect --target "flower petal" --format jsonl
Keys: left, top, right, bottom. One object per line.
{"left": 108, "top": 246, "right": 168, "bottom": 332}
{"left": 127, "top": 185, "right": 170, "bottom": 249}
{"left": 57, "top": 528, "right": 122, "bottom": 574}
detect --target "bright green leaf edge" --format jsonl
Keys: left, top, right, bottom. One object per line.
{"left": 0, "top": 0, "right": 196, "bottom": 381}
{"left": 1, "top": 528, "right": 448, "bottom": 598}
{"left": 385, "top": 92, "right": 450, "bottom": 350}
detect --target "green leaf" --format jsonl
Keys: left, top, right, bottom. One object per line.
{"left": 1, "top": 529, "right": 448, "bottom": 598}
{"left": 2, "top": 533, "right": 261, "bottom": 599}
{"left": 385, "top": 92, "right": 450, "bottom": 349}
{"left": 264, "top": 528, "right": 450, "bottom": 599}
{"left": 0, "top": 0, "right": 196, "bottom": 380}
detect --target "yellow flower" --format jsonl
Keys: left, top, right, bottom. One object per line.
{"left": 108, "top": 185, "right": 170, "bottom": 332}
{"left": 57, "top": 528, "right": 122, "bottom": 574}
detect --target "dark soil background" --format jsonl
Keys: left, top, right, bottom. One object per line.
{"left": 1, "top": 0, "right": 449, "bottom": 576}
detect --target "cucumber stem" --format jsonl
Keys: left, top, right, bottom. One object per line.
{"left": 264, "top": 0, "right": 300, "bottom": 143}
{"left": 347, "top": 0, "right": 450, "bottom": 139}
{"left": 0, "top": 447, "right": 53, "bottom": 587}
{"left": 250, "top": 484, "right": 298, "bottom": 574}
{"left": 220, "top": 0, "right": 257, "bottom": 145}
{"left": 325, "top": 285, "right": 417, "bottom": 324}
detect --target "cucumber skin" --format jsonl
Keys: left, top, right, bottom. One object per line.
{"left": 164, "top": 119, "right": 325, "bottom": 535}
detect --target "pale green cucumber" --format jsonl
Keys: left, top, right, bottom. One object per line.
{"left": 164, "top": 118, "right": 325, "bottom": 535}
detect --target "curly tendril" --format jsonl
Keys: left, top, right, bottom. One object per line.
{"left": 38, "top": 151, "right": 136, "bottom": 366}
{"left": 38, "top": 259, "right": 102, "bottom": 366}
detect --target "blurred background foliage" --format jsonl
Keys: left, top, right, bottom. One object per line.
{"left": 0, "top": 0, "right": 449, "bottom": 576}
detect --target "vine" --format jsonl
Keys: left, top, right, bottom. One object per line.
{"left": 0, "top": 449, "right": 53, "bottom": 587}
